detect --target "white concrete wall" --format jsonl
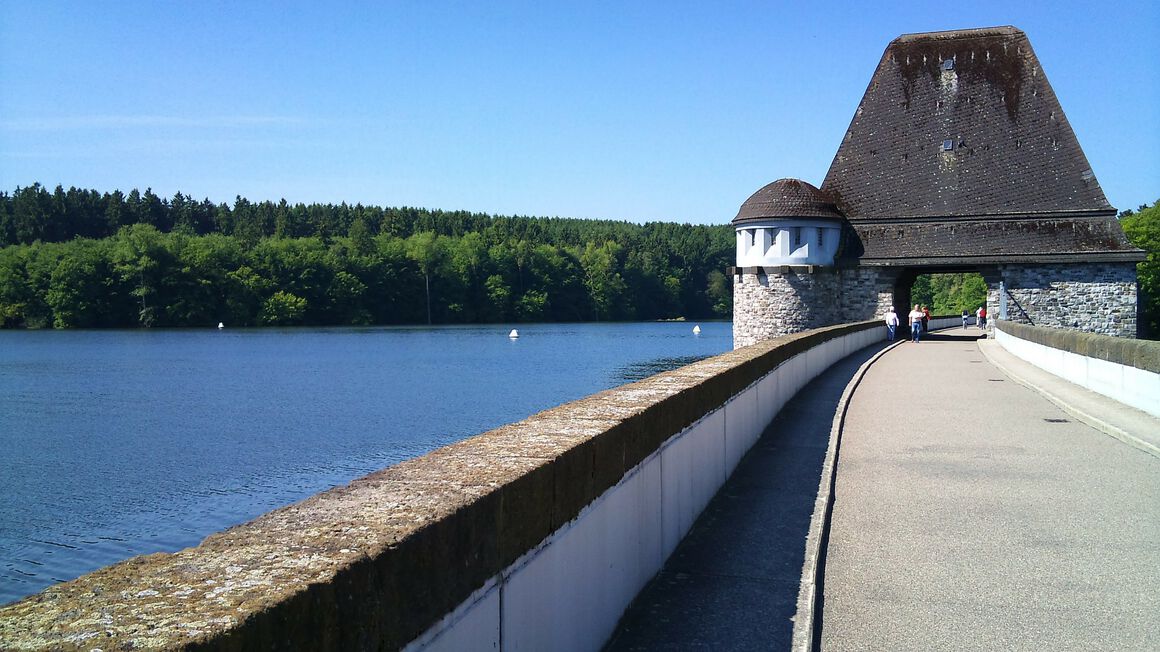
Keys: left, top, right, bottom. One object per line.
{"left": 406, "top": 324, "right": 883, "bottom": 652}
{"left": 995, "top": 328, "right": 1160, "bottom": 419}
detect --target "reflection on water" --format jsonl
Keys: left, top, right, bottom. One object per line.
{"left": 0, "top": 321, "right": 731, "bottom": 604}
{"left": 615, "top": 354, "right": 714, "bottom": 382}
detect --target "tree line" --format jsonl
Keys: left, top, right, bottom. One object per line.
{"left": 1120, "top": 199, "right": 1159, "bottom": 339}
{"left": 0, "top": 184, "right": 733, "bottom": 328}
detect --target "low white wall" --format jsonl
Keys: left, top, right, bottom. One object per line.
{"left": 407, "top": 326, "right": 883, "bottom": 651}
{"left": 995, "top": 328, "right": 1160, "bottom": 419}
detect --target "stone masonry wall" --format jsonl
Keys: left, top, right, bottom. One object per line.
{"left": 733, "top": 268, "right": 840, "bottom": 348}
{"left": 734, "top": 266, "right": 897, "bottom": 349}
{"left": 990, "top": 263, "right": 1138, "bottom": 338}
{"left": 838, "top": 267, "right": 894, "bottom": 322}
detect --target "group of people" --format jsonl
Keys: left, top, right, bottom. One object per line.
{"left": 882, "top": 304, "right": 929, "bottom": 342}
{"left": 883, "top": 304, "right": 988, "bottom": 342}
{"left": 961, "top": 306, "right": 987, "bottom": 329}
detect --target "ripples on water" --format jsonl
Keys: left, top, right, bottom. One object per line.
{"left": 0, "top": 321, "right": 731, "bottom": 604}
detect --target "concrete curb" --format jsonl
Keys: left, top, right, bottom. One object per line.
{"left": 978, "top": 340, "right": 1160, "bottom": 460}
{"left": 790, "top": 337, "right": 904, "bottom": 652}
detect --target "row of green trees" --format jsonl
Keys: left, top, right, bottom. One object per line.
{"left": 0, "top": 183, "right": 702, "bottom": 247}
{"left": 1120, "top": 200, "right": 1159, "bottom": 338}
{"left": 910, "top": 272, "right": 989, "bottom": 314}
{"left": 0, "top": 191, "right": 734, "bottom": 328}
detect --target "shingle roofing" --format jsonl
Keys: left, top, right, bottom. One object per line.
{"left": 733, "top": 178, "right": 843, "bottom": 225}
{"left": 822, "top": 26, "right": 1111, "bottom": 219}
{"left": 816, "top": 26, "right": 1143, "bottom": 265}
{"left": 846, "top": 216, "right": 1147, "bottom": 265}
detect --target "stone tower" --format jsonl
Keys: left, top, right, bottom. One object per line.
{"left": 731, "top": 26, "right": 1144, "bottom": 349}
{"left": 731, "top": 179, "right": 846, "bottom": 348}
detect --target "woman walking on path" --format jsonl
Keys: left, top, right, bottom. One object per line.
{"left": 908, "top": 305, "right": 925, "bottom": 342}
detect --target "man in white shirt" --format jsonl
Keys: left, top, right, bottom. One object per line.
{"left": 908, "top": 304, "right": 925, "bottom": 342}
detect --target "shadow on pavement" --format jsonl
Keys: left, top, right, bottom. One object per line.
{"left": 604, "top": 343, "right": 887, "bottom": 651}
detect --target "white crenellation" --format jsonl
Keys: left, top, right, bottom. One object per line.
{"left": 735, "top": 219, "right": 842, "bottom": 268}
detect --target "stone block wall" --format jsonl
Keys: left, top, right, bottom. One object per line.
{"left": 734, "top": 266, "right": 894, "bottom": 348}
{"left": 732, "top": 268, "right": 840, "bottom": 348}
{"left": 838, "top": 267, "right": 894, "bottom": 322}
{"left": 990, "top": 263, "right": 1138, "bottom": 338}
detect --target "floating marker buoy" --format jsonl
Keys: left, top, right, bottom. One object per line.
{"left": 508, "top": 329, "right": 519, "bottom": 339}
{"left": 218, "top": 322, "right": 224, "bottom": 329}
{"left": 692, "top": 325, "right": 701, "bottom": 335}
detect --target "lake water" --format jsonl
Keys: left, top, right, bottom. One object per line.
{"left": 0, "top": 321, "right": 731, "bottom": 605}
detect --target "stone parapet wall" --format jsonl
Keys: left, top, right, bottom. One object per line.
{"left": 996, "top": 320, "right": 1160, "bottom": 373}
{"left": 992, "top": 263, "right": 1138, "bottom": 338}
{"left": 0, "top": 321, "right": 882, "bottom": 651}
{"left": 995, "top": 320, "right": 1160, "bottom": 418}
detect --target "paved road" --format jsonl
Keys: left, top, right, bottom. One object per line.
{"left": 606, "top": 342, "right": 888, "bottom": 650}
{"left": 820, "top": 330, "right": 1160, "bottom": 651}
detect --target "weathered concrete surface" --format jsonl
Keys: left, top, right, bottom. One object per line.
{"left": 605, "top": 341, "right": 888, "bottom": 650}
{"left": 0, "top": 322, "right": 880, "bottom": 651}
{"left": 820, "top": 330, "right": 1160, "bottom": 651}
{"left": 997, "top": 320, "right": 1160, "bottom": 372}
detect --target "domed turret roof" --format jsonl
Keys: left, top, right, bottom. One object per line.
{"left": 733, "top": 178, "right": 844, "bottom": 225}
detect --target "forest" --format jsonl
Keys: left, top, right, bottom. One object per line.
{"left": 0, "top": 184, "right": 734, "bottom": 328}
{"left": 1120, "top": 199, "right": 1160, "bottom": 338}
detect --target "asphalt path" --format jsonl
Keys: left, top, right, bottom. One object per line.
{"left": 819, "top": 330, "right": 1160, "bottom": 651}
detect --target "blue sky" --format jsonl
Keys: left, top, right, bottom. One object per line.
{"left": 1, "top": 1, "right": 1156, "bottom": 224}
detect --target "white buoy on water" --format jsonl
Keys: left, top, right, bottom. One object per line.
{"left": 508, "top": 329, "right": 519, "bottom": 339}
{"left": 218, "top": 322, "right": 224, "bottom": 329}
{"left": 692, "top": 324, "right": 701, "bottom": 335}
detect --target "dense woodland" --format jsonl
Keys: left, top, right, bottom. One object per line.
{"left": 1120, "top": 199, "right": 1160, "bottom": 338}
{"left": 0, "top": 184, "right": 733, "bottom": 328}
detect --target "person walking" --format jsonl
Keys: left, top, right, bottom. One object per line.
{"left": 921, "top": 305, "right": 930, "bottom": 335}
{"left": 908, "top": 304, "right": 925, "bottom": 342}
{"left": 961, "top": 309, "right": 969, "bottom": 329}
{"left": 885, "top": 306, "right": 900, "bottom": 341}
{"left": 976, "top": 306, "right": 987, "bottom": 329}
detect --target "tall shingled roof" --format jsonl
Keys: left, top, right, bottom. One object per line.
{"left": 820, "top": 26, "right": 1142, "bottom": 265}
{"left": 823, "top": 26, "right": 1110, "bottom": 218}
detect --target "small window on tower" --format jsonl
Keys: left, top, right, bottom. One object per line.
{"left": 942, "top": 59, "right": 955, "bottom": 71}
{"left": 793, "top": 227, "right": 802, "bottom": 247}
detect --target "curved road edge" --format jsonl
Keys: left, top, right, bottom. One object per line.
{"left": 790, "top": 338, "right": 905, "bottom": 652}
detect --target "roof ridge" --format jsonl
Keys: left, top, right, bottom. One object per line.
{"left": 894, "top": 25, "right": 1021, "bottom": 43}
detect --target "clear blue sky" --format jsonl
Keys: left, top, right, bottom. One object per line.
{"left": 1, "top": 0, "right": 1156, "bottom": 224}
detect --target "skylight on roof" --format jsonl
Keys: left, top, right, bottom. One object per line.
{"left": 943, "top": 59, "right": 955, "bottom": 70}
{"left": 942, "top": 140, "right": 954, "bottom": 151}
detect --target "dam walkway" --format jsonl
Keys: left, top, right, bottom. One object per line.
{"left": 607, "top": 329, "right": 1160, "bottom": 651}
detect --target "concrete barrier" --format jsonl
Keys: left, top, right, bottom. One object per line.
{"left": 0, "top": 321, "right": 888, "bottom": 651}
{"left": 994, "top": 321, "right": 1160, "bottom": 418}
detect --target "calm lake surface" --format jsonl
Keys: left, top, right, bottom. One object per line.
{"left": 0, "top": 321, "right": 731, "bottom": 604}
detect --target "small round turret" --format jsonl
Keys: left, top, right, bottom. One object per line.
{"left": 733, "top": 179, "right": 843, "bottom": 268}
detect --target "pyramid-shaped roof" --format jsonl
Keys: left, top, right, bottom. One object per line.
{"left": 819, "top": 26, "right": 1141, "bottom": 265}
{"left": 822, "top": 26, "right": 1111, "bottom": 219}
